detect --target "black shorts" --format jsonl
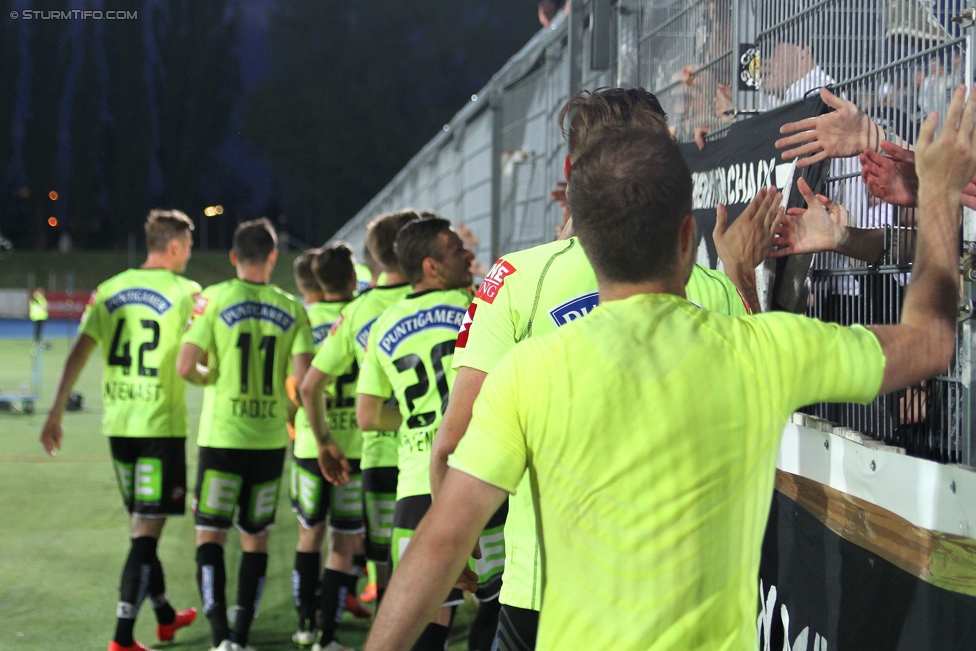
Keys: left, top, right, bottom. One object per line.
{"left": 109, "top": 437, "right": 187, "bottom": 517}
{"left": 289, "top": 455, "right": 364, "bottom": 532}
{"left": 194, "top": 446, "right": 286, "bottom": 535}
{"left": 392, "top": 494, "right": 464, "bottom": 608}
{"left": 493, "top": 605, "right": 539, "bottom": 651}
{"left": 361, "top": 465, "right": 398, "bottom": 563}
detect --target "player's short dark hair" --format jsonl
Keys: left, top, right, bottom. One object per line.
{"left": 233, "top": 217, "right": 277, "bottom": 265}
{"left": 394, "top": 216, "right": 453, "bottom": 285}
{"left": 145, "top": 209, "right": 193, "bottom": 253}
{"left": 567, "top": 127, "right": 692, "bottom": 284}
{"left": 365, "top": 209, "right": 425, "bottom": 274}
{"left": 293, "top": 248, "right": 320, "bottom": 293}
{"left": 312, "top": 242, "right": 355, "bottom": 294}
{"left": 559, "top": 88, "right": 669, "bottom": 162}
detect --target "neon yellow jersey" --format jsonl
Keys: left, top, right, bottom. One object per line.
{"left": 355, "top": 263, "right": 373, "bottom": 295}
{"left": 29, "top": 291, "right": 48, "bottom": 321}
{"left": 451, "top": 294, "right": 884, "bottom": 650}
{"left": 452, "top": 237, "right": 749, "bottom": 610}
{"left": 293, "top": 300, "right": 348, "bottom": 459}
{"left": 78, "top": 269, "right": 201, "bottom": 438}
{"left": 313, "top": 283, "right": 411, "bottom": 469}
{"left": 182, "top": 279, "right": 314, "bottom": 450}
{"left": 358, "top": 288, "right": 473, "bottom": 499}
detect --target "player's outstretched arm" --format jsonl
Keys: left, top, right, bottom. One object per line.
{"left": 713, "top": 187, "right": 783, "bottom": 313}
{"left": 40, "top": 334, "right": 97, "bottom": 456}
{"left": 363, "top": 468, "right": 507, "bottom": 651}
{"left": 356, "top": 393, "right": 401, "bottom": 432}
{"left": 299, "top": 366, "right": 351, "bottom": 485}
{"left": 775, "top": 87, "right": 885, "bottom": 167}
{"left": 430, "top": 367, "right": 487, "bottom": 498}
{"left": 868, "top": 86, "right": 976, "bottom": 395}
{"left": 176, "top": 343, "right": 209, "bottom": 385}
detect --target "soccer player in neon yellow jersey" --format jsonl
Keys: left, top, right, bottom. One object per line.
{"left": 430, "top": 87, "right": 774, "bottom": 650}
{"left": 289, "top": 243, "right": 364, "bottom": 650}
{"left": 41, "top": 209, "right": 200, "bottom": 651}
{"left": 366, "top": 86, "right": 976, "bottom": 650}
{"left": 178, "top": 218, "right": 315, "bottom": 651}
{"left": 357, "top": 216, "right": 505, "bottom": 651}
{"left": 301, "top": 209, "right": 418, "bottom": 623}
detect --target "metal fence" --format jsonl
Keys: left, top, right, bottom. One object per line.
{"left": 332, "top": 0, "right": 976, "bottom": 466}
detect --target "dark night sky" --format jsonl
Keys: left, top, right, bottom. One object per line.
{"left": 0, "top": 0, "right": 540, "bottom": 248}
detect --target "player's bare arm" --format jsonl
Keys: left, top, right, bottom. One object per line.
{"left": 298, "top": 365, "right": 351, "bottom": 485}
{"left": 712, "top": 188, "right": 783, "bottom": 313}
{"left": 356, "top": 393, "right": 402, "bottom": 432}
{"left": 430, "top": 366, "right": 487, "bottom": 497}
{"left": 176, "top": 342, "right": 210, "bottom": 385}
{"left": 40, "top": 334, "right": 98, "bottom": 456}
{"left": 868, "top": 86, "right": 976, "bottom": 395}
{"left": 363, "top": 469, "right": 507, "bottom": 651}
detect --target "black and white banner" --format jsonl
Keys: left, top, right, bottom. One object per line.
{"left": 759, "top": 486, "right": 976, "bottom": 651}
{"left": 678, "top": 99, "right": 828, "bottom": 270}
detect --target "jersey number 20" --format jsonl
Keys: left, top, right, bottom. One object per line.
{"left": 393, "top": 340, "right": 453, "bottom": 429}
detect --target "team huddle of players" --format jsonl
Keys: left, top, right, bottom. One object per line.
{"left": 41, "top": 83, "right": 976, "bottom": 651}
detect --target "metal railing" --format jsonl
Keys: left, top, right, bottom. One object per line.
{"left": 333, "top": 0, "right": 976, "bottom": 466}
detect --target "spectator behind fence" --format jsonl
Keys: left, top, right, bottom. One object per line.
{"left": 41, "top": 209, "right": 200, "bottom": 651}
{"left": 364, "top": 85, "right": 976, "bottom": 651}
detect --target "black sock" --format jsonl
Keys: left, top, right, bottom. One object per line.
{"left": 113, "top": 536, "right": 156, "bottom": 646}
{"left": 148, "top": 555, "right": 176, "bottom": 625}
{"left": 352, "top": 554, "right": 367, "bottom": 576}
{"left": 317, "top": 569, "right": 352, "bottom": 642}
{"left": 196, "top": 543, "right": 228, "bottom": 646}
{"left": 293, "top": 551, "right": 321, "bottom": 630}
{"left": 231, "top": 551, "right": 268, "bottom": 646}
{"left": 468, "top": 598, "right": 502, "bottom": 651}
{"left": 344, "top": 571, "right": 360, "bottom": 602}
{"left": 412, "top": 622, "right": 450, "bottom": 651}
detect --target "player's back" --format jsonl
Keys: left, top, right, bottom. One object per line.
{"left": 361, "top": 288, "right": 472, "bottom": 499}
{"left": 80, "top": 268, "right": 201, "bottom": 438}
{"left": 457, "top": 296, "right": 883, "bottom": 650}
{"left": 293, "top": 299, "right": 349, "bottom": 459}
{"left": 185, "top": 279, "right": 312, "bottom": 450}
{"left": 318, "top": 284, "right": 413, "bottom": 463}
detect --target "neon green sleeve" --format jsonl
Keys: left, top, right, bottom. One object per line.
{"left": 357, "top": 338, "right": 392, "bottom": 399}
{"left": 449, "top": 343, "right": 530, "bottom": 493}
{"left": 313, "top": 314, "right": 355, "bottom": 377}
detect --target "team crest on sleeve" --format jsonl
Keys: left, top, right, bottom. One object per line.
{"left": 86, "top": 290, "right": 98, "bottom": 306}
{"left": 456, "top": 302, "right": 477, "bottom": 348}
{"left": 193, "top": 295, "right": 209, "bottom": 315}
{"left": 474, "top": 260, "right": 516, "bottom": 304}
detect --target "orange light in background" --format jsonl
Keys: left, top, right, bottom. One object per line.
{"left": 47, "top": 217, "right": 58, "bottom": 227}
{"left": 48, "top": 190, "right": 58, "bottom": 201}
{"left": 214, "top": 205, "right": 224, "bottom": 215}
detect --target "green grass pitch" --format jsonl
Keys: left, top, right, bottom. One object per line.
{"left": 0, "top": 337, "right": 474, "bottom": 650}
